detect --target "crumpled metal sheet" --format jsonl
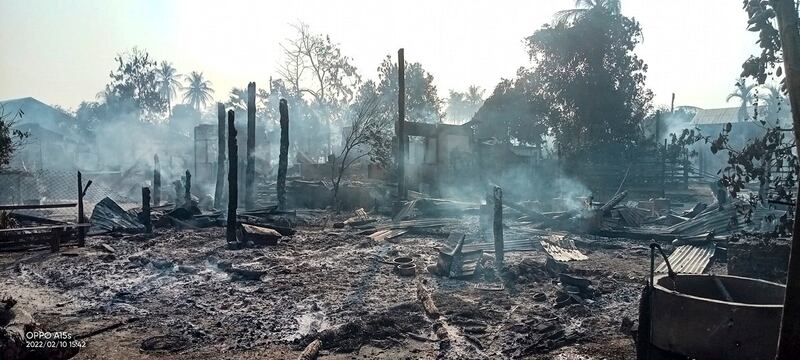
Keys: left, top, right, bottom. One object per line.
{"left": 89, "top": 197, "right": 145, "bottom": 234}
{"left": 540, "top": 234, "right": 588, "bottom": 261}
{"left": 656, "top": 243, "right": 716, "bottom": 274}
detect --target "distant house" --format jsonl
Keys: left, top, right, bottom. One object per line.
{"left": 0, "top": 97, "right": 84, "bottom": 170}
{"left": 690, "top": 105, "right": 792, "bottom": 176}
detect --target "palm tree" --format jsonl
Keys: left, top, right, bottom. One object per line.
{"left": 227, "top": 87, "right": 248, "bottom": 112}
{"left": 554, "top": 0, "right": 622, "bottom": 25}
{"left": 760, "top": 85, "right": 789, "bottom": 125}
{"left": 726, "top": 79, "right": 758, "bottom": 121}
{"left": 156, "top": 61, "right": 181, "bottom": 116}
{"left": 465, "top": 85, "right": 485, "bottom": 106}
{"left": 182, "top": 71, "right": 214, "bottom": 112}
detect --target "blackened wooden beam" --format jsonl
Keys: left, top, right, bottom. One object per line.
{"left": 215, "top": 103, "right": 226, "bottom": 210}
{"left": 227, "top": 110, "right": 238, "bottom": 243}
{"left": 277, "top": 99, "right": 289, "bottom": 210}
{"left": 245, "top": 82, "right": 256, "bottom": 210}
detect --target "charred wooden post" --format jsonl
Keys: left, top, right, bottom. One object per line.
{"left": 51, "top": 227, "right": 63, "bottom": 253}
{"left": 662, "top": 138, "right": 667, "bottom": 198}
{"left": 397, "top": 48, "right": 407, "bottom": 200}
{"left": 493, "top": 186, "right": 504, "bottom": 269}
{"left": 184, "top": 170, "right": 192, "bottom": 208}
{"left": 227, "top": 110, "right": 238, "bottom": 243}
{"left": 246, "top": 82, "right": 256, "bottom": 210}
{"left": 174, "top": 180, "right": 184, "bottom": 207}
{"left": 277, "top": 99, "right": 289, "bottom": 210}
{"left": 141, "top": 187, "right": 152, "bottom": 233}
{"left": 153, "top": 154, "right": 161, "bottom": 206}
{"left": 214, "top": 103, "right": 226, "bottom": 210}
{"left": 77, "top": 171, "right": 85, "bottom": 247}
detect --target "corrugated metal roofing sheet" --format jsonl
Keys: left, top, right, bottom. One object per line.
{"left": 656, "top": 243, "right": 715, "bottom": 274}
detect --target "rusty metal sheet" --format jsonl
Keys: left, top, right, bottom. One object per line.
{"left": 656, "top": 243, "right": 716, "bottom": 274}
{"left": 540, "top": 234, "right": 588, "bottom": 261}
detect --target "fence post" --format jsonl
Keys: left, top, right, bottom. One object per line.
{"left": 77, "top": 171, "right": 85, "bottom": 247}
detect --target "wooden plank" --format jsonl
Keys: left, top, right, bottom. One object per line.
{"left": 0, "top": 223, "right": 90, "bottom": 234}
{"left": 0, "top": 203, "right": 77, "bottom": 210}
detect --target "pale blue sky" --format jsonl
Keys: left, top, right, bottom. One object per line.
{"left": 0, "top": 0, "right": 760, "bottom": 111}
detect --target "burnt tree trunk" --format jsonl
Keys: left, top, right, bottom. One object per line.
{"left": 141, "top": 187, "right": 151, "bottom": 233}
{"left": 227, "top": 110, "right": 238, "bottom": 243}
{"left": 245, "top": 82, "right": 256, "bottom": 210}
{"left": 774, "top": 0, "right": 800, "bottom": 358}
{"left": 277, "top": 99, "right": 289, "bottom": 210}
{"left": 215, "top": 103, "right": 226, "bottom": 210}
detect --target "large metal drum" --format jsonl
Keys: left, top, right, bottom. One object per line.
{"left": 650, "top": 274, "right": 785, "bottom": 360}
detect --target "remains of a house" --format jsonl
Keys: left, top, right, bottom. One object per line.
{"left": 3, "top": 2, "right": 800, "bottom": 359}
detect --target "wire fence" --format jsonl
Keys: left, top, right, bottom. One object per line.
{"left": 0, "top": 168, "right": 136, "bottom": 222}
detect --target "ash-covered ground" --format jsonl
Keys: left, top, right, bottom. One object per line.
{"left": 1, "top": 212, "right": 654, "bottom": 359}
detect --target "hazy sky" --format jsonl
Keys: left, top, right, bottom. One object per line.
{"left": 0, "top": 0, "right": 760, "bottom": 111}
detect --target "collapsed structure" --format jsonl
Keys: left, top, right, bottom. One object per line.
{"left": 0, "top": 50, "right": 796, "bottom": 360}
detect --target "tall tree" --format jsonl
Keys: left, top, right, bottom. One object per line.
{"left": 553, "top": 0, "right": 622, "bottom": 25}
{"left": 472, "top": 71, "right": 549, "bottom": 146}
{"left": 527, "top": 3, "right": 652, "bottom": 164}
{"left": 278, "top": 22, "right": 361, "bottom": 154}
{"left": 375, "top": 55, "right": 443, "bottom": 124}
{"left": 726, "top": 78, "right": 759, "bottom": 121}
{"left": 156, "top": 61, "right": 181, "bottom": 116}
{"left": 107, "top": 48, "right": 167, "bottom": 121}
{"left": 182, "top": 71, "right": 214, "bottom": 112}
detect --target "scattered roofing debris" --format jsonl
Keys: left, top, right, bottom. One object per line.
{"left": 540, "top": 234, "right": 588, "bottom": 262}
{"left": 89, "top": 197, "right": 145, "bottom": 234}
{"left": 656, "top": 243, "right": 716, "bottom": 274}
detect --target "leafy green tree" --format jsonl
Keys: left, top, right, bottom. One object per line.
{"left": 107, "top": 48, "right": 167, "bottom": 121}
{"left": 156, "top": 61, "right": 181, "bottom": 116}
{"left": 527, "top": 4, "right": 652, "bottom": 164}
{"left": 374, "top": 55, "right": 443, "bottom": 124}
{"left": 553, "top": 0, "right": 622, "bottom": 25}
{"left": 472, "top": 71, "right": 549, "bottom": 146}
{"left": 0, "top": 105, "right": 28, "bottom": 170}
{"left": 182, "top": 71, "right": 214, "bottom": 112}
